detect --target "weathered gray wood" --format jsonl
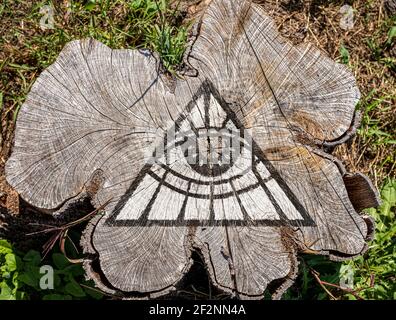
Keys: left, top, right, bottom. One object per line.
{"left": 5, "top": 0, "right": 379, "bottom": 299}
{"left": 385, "top": 0, "right": 396, "bottom": 14}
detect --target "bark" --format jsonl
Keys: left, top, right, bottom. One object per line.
{"left": 5, "top": 0, "right": 379, "bottom": 299}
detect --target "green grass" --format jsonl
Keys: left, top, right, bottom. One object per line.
{"left": 359, "top": 12, "right": 396, "bottom": 147}
{"left": 357, "top": 91, "right": 396, "bottom": 146}
{"left": 0, "top": 0, "right": 189, "bottom": 124}
{"left": 0, "top": 0, "right": 395, "bottom": 301}
{"left": 0, "top": 0, "right": 190, "bottom": 300}
{"left": 5, "top": 179, "right": 393, "bottom": 300}
{"left": 130, "top": 0, "right": 189, "bottom": 73}
{"left": 343, "top": 178, "right": 396, "bottom": 300}
{"left": 366, "top": 18, "right": 396, "bottom": 72}
{"left": 284, "top": 178, "right": 396, "bottom": 300}
{"left": 357, "top": 13, "right": 396, "bottom": 147}
{"left": 17, "top": 0, "right": 188, "bottom": 70}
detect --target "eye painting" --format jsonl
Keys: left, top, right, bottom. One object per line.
{"left": 107, "top": 80, "right": 314, "bottom": 227}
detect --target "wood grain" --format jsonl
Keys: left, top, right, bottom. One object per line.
{"left": 5, "top": 0, "right": 379, "bottom": 299}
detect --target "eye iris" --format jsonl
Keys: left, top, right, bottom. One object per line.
{"left": 184, "top": 127, "right": 241, "bottom": 177}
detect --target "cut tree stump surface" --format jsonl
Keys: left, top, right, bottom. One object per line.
{"left": 5, "top": 0, "right": 379, "bottom": 299}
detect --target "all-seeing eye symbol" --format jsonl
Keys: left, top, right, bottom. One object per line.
{"left": 108, "top": 80, "right": 313, "bottom": 227}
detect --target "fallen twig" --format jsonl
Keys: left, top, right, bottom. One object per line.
{"left": 26, "top": 199, "right": 111, "bottom": 260}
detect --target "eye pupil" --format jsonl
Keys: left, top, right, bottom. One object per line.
{"left": 111, "top": 81, "right": 312, "bottom": 227}
{"left": 182, "top": 127, "right": 243, "bottom": 177}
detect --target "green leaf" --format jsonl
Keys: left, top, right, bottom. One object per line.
{"left": 5, "top": 253, "right": 17, "bottom": 272}
{"left": 12, "top": 271, "right": 19, "bottom": 288}
{"left": 52, "top": 253, "right": 70, "bottom": 270}
{"left": 19, "top": 264, "right": 41, "bottom": 288}
{"left": 54, "top": 273, "right": 62, "bottom": 288}
{"left": 42, "top": 294, "right": 68, "bottom": 300}
{"left": 0, "top": 282, "right": 15, "bottom": 300}
{"left": 0, "top": 239, "right": 12, "bottom": 254}
{"left": 18, "top": 272, "right": 37, "bottom": 288}
{"left": 23, "top": 250, "right": 41, "bottom": 266}
{"left": 15, "top": 290, "right": 27, "bottom": 300}
{"left": 381, "top": 180, "right": 396, "bottom": 210}
{"left": 63, "top": 264, "right": 85, "bottom": 277}
{"left": 342, "top": 178, "right": 396, "bottom": 300}
{"left": 386, "top": 26, "right": 396, "bottom": 45}
{"left": 83, "top": 281, "right": 103, "bottom": 300}
{"left": 65, "top": 278, "right": 86, "bottom": 297}
{"left": 84, "top": 0, "right": 97, "bottom": 11}
{"left": 340, "top": 45, "right": 350, "bottom": 64}
{"left": 0, "top": 239, "right": 11, "bottom": 249}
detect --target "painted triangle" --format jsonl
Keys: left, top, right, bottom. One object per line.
{"left": 107, "top": 80, "right": 314, "bottom": 227}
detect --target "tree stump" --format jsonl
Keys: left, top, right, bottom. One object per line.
{"left": 5, "top": 0, "right": 379, "bottom": 299}
{"left": 385, "top": 0, "right": 396, "bottom": 14}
